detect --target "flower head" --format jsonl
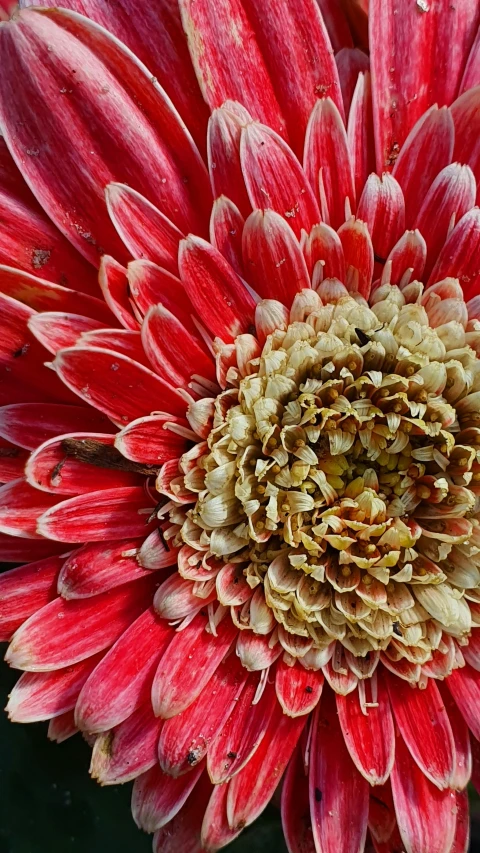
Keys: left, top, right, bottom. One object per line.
{"left": 0, "top": 1, "right": 480, "bottom": 852}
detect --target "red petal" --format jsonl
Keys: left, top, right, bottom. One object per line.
{"left": 338, "top": 217, "right": 374, "bottom": 298}
{"left": 138, "top": 528, "right": 180, "bottom": 570}
{"left": 158, "top": 654, "right": 248, "bottom": 777}
{"left": 304, "top": 98, "right": 355, "bottom": 230}
{"left": 75, "top": 607, "right": 172, "bottom": 733}
{"left": 153, "top": 772, "right": 212, "bottom": 853}
{"left": 303, "top": 222, "right": 346, "bottom": 280}
{"left": 98, "top": 255, "right": 138, "bottom": 331}
{"left": 210, "top": 196, "right": 245, "bottom": 277}
{"left": 391, "top": 727, "right": 457, "bottom": 853}
{"left": 151, "top": 615, "right": 237, "bottom": 719}
{"left": 240, "top": 0, "right": 344, "bottom": 157}
{"left": 347, "top": 71, "right": 376, "bottom": 201}
{"left": 275, "top": 659, "right": 324, "bottom": 717}
{"left": 437, "top": 681, "right": 472, "bottom": 790}
{"left": 0, "top": 402, "right": 114, "bottom": 451}
{"left": 386, "top": 673, "right": 455, "bottom": 789}
{"left": 428, "top": 208, "right": 480, "bottom": 299}
{"left": 451, "top": 87, "right": 480, "bottom": 205}
{"left": 446, "top": 664, "right": 480, "bottom": 741}
{"left": 281, "top": 742, "right": 315, "bottom": 853}
{"left": 368, "top": 781, "right": 396, "bottom": 845}
{"left": 236, "top": 630, "right": 283, "bottom": 671}
{"left": 0, "top": 478, "right": 62, "bottom": 539}
{"left": 242, "top": 209, "right": 310, "bottom": 304}
{"left": 336, "top": 47, "right": 370, "bottom": 118}
{"left": 310, "top": 690, "right": 369, "bottom": 853}
{"left": 392, "top": 106, "right": 455, "bottom": 226}
{"left": 240, "top": 122, "right": 320, "bottom": 238}
{"left": 6, "top": 574, "right": 157, "bottom": 671}
{"left": 0, "top": 533, "right": 68, "bottom": 563}
{"left": 357, "top": 173, "right": 405, "bottom": 261}
{"left": 91, "top": 701, "right": 163, "bottom": 784}
{"left": 80, "top": 328, "right": 150, "bottom": 367}
{"left": 7, "top": 653, "right": 103, "bottom": 722}
{"left": 53, "top": 345, "right": 187, "bottom": 425}
{"left": 384, "top": 229, "right": 427, "bottom": 288}
{"left": 142, "top": 304, "right": 215, "bottom": 387}
{"left": 132, "top": 763, "right": 204, "bottom": 834}
{"left": 106, "top": 183, "right": 183, "bottom": 275}
{"left": 207, "top": 103, "right": 252, "bottom": 219}
{"left": 57, "top": 537, "right": 157, "bottom": 599}
{"left": 207, "top": 676, "right": 277, "bottom": 784}
{"left": 179, "top": 0, "right": 285, "bottom": 135}
{"left": 29, "top": 312, "right": 106, "bottom": 355}
{"left": 460, "top": 27, "right": 480, "bottom": 94}
{"left": 0, "top": 553, "right": 62, "bottom": 641}
{"left": 0, "top": 437, "right": 29, "bottom": 483}
{"left": 201, "top": 782, "right": 242, "bottom": 851}
{"left": 0, "top": 8, "right": 210, "bottom": 260}
{"left": 451, "top": 789, "right": 470, "bottom": 853}
{"left": 317, "top": 0, "right": 353, "bottom": 52}
{"left": 115, "top": 415, "right": 187, "bottom": 466}
{"left": 127, "top": 259, "right": 199, "bottom": 336}
{"left": 37, "top": 486, "right": 156, "bottom": 543}
{"left": 48, "top": 709, "right": 78, "bottom": 743}
{"left": 178, "top": 236, "right": 256, "bottom": 342}
{"left": 226, "top": 702, "right": 306, "bottom": 830}
{"left": 25, "top": 432, "right": 143, "bottom": 495}
{"left": 336, "top": 678, "right": 394, "bottom": 785}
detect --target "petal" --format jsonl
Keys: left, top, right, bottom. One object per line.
{"left": 281, "top": 742, "right": 315, "bottom": 853}
{"left": 207, "top": 103, "right": 252, "bottom": 219}
{"left": 37, "top": 486, "right": 156, "bottom": 543}
{"left": 336, "top": 678, "right": 394, "bottom": 785}
{"left": 178, "top": 235, "right": 256, "bottom": 342}
{"left": 151, "top": 614, "right": 237, "bottom": 719}
{"left": 309, "top": 691, "right": 369, "bottom": 853}
{"left": 336, "top": 46, "right": 370, "bottom": 117}
{"left": 75, "top": 607, "right": 172, "bottom": 732}
{"left": 460, "top": 26, "right": 480, "bottom": 94}
{"left": 275, "top": 659, "right": 324, "bottom": 717}
{"left": 391, "top": 727, "right": 457, "bottom": 853}
{"left": 0, "top": 478, "right": 62, "bottom": 539}
{"left": 48, "top": 709, "right": 78, "bottom": 743}
{"left": 201, "top": 782, "right": 242, "bottom": 851}
{"left": 241, "top": 122, "right": 320, "bottom": 239}
{"left": 138, "top": 528, "right": 180, "bottom": 571}
{"left": 127, "top": 260, "right": 199, "bottom": 336}
{"left": 80, "top": 328, "right": 151, "bottom": 367}
{"left": 368, "top": 781, "right": 397, "bottom": 845}
{"left": 57, "top": 537, "right": 156, "bottom": 599}
{"left": 338, "top": 217, "right": 374, "bottom": 299}
{"left": 235, "top": 630, "right": 283, "bottom": 671}
{"left": 142, "top": 304, "right": 216, "bottom": 387}
{"left": 357, "top": 173, "right": 405, "bottom": 261}
{"left": 0, "top": 402, "right": 115, "bottom": 451}
{"left": 132, "top": 763, "right": 204, "bottom": 834}
{"left": 7, "top": 653, "right": 103, "bottom": 722}
{"left": 304, "top": 97, "right": 355, "bottom": 230}
{"left": 105, "top": 183, "right": 183, "bottom": 275}
{"left": 386, "top": 673, "right": 455, "bottom": 789}
{"left": 6, "top": 574, "right": 157, "bottom": 670}
{"left": 28, "top": 312, "right": 106, "bottom": 355}
{"left": 303, "top": 222, "right": 346, "bottom": 281}
{"left": 392, "top": 106, "right": 455, "bottom": 226}
{"left": 115, "top": 415, "right": 187, "bottom": 467}
{"left": 242, "top": 209, "right": 310, "bottom": 304}
{"left": 0, "top": 438, "right": 29, "bottom": 483}
{"left": 0, "top": 553, "right": 62, "bottom": 641}
{"left": 428, "top": 208, "right": 480, "bottom": 299}
{"left": 98, "top": 255, "right": 138, "bottom": 331}
{"left": 451, "top": 87, "right": 480, "bottom": 204}
{"left": 0, "top": 8, "right": 210, "bottom": 261}
{"left": 384, "top": 229, "right": 427, "bottom": 289}
{"left": 157, "top": 654, "right": 248, "bottom": 777}
{"left": 52, "top": 345, "right": 187, "bottom": 425}
{"left": 209, "top": 196, "right": 245, "bottom": 276}
{"left": 153, "top": 773, "right": 212, "bottom": 853}
{"left": 347, "top": 71, "right": 376, "bottom": 201}
{"left": 437, "top": 681, "right": 472, "bottom": 790}
{"left": 0, "top": 533, "right": 67, "bottom": 563}
{"left": 446, "top": 663, "right": 480, "bottom": 741}
{"left": 317, "top": 0, "right": 353, "bottom": 52}
{"left": 90, "top": 701, "right": 163, "bottom": 784}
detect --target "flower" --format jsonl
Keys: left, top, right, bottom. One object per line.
{"left": 0, "top": 0, "right": 480, "bottom": 851}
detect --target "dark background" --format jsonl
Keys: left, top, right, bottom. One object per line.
{"left": 0, "top": 658, "right": 479, "bottom": 853}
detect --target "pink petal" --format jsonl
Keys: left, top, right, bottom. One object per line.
{"left": 242, "top": 209, "right": 310, "bottom": 304}
{"left": 451, "top": 87, "right": 480, "bottom": 204}
{"left": 138, "top": 528, "right": 180, "bottom": 571}
{"left": 179, "top": 0, "right": 285, "bottom": 136}
{"left": 178, "top": 235, "right": 256, "bottom": 342}
{"left": 428, "top": 208, "right": 480, "bottom": 299}
{"left": 415, "top": 164, "right": 476, "bottom": 278}
{"left": 158, "top": 654, "right": 248, "bottom": 777}
{"left": 91, "top": 701, "right": 163, "bottom": 784}
{"left": 142, "top": 304, "right": 215, "bottom": 387}
{"left": 7, "top": 652, "right": 103, "bottom": 722}
{"left": 57, "top": 537, "right": 158, "bottom": 599}
{"left": 391, "top": 728, "right": 457, "bottom": 853}
{"left": 210, "top": 196, "right": 245, "bottom": 277}
{"left": 6, "top": 574, "right": 157, "bottom": 671}
{"left": 275, "top": 659, "right": 324, "bottom": 717}
{"left": 336, "top": 47, "right": 370, "bottom": 117}
{"left": 446, "top": 664, "right": 480, "bottom": 741}
{"left": 0, "top": 553, "right": 62, "bottom": 641}
{"left": 80, "top": 329, "right": 151, "bottom": 367}
{"left": 392, "top": 105, "right": 455, "bottom": 226}
{"left": 153, "top": 772, "right": 212, "bottom": 853}
{"left": 132, "top": 763, "right": 204, "bottom": 834}
{"left": 226, "top": 702, "right": 306, "bottom": 830}
{"left": 75, "top": 607, "right": 172, "bottom": 733}
{"left": 0, "top": 478, "right": 62, "bottom": 539}
{"left": 303, "top": 222, "right": 346, "bottom": 281}
{"left": 240, "top": 121, "right": 320, "bottom": 239}
{"left": 115, "top": 415, "right": 187, "bottom": 466}
{"left": 0, "top": 437, "right": 29, "bottom": 483}
{"left": 127, "top": 259, "right": 199, "bottom": 335}
{"left": 29, "top": 312, "right": 106, "bottom": 355}
{"left": 48, "top": 709, "right": 78, "bottom": 743}
{"left": 336, "top": 678, "right": 394, "bottom": 785}
{"left": 201, "top": 782, "right": 243, "bottom": 851}
{"left": 37, "top": 486, "right": 156, "bottom": 543}
{"left": 0, "top": 402, "right": 115, "bottom": 451}
{"left": 434, "top": 2, "right": 480, "bottom": 106}
{"left": 53, "top": 345, "right": 187, "bottom": 425}
{"left": 0, "top": 8, "right": 210, "bottom": 261}
{"left": 281, "top": 742, "right": 315, "bottom": 853}
{"left": 310, "top": 691, "right": 369, "bottom": 853}
{"left": 384, "top": 230, "right": 427, "bottom": 288}
{"left": 105, "top": 183, "right": 183, "bottom": 275}
{"left": 236, "top": 630, "right": 283, "bottom": 671}
{"left": 25, "top": 432, "right": 143, "bottom": 495}
{"left": 151, "top": 614, "right": 237, "bottom": 719}
{"left": 386, "top": 673, "right": 455, "bottom": 789}
{"left": 98, "top": 255, "right": 138, "bottom": 331}
{"left": 304, "top": 98, "right": 355, "bottom": 230}
{"left": 460, "top": 26, "right": 480, "bottom": 93}
{"left": 357, "top": 173, "right": 405, "bottom": 261}
{"left": 207, "top": 103, "right": 252, "bottom": 219}
{"left": 338, "top": 217, "right": 374, "bottom": 298}
{"left": 347, "top": 71, "right": 375, "bottom": 201}
{"left": 207, "top": 676, "right": 277, "bottom": 784}
{"left": 437, "top": 682, "right": 472, "bottom": 790}
{"left": 240, "top": 0, "right": 344, "bottom": 157}
{"left": 0, "top": 533, "right": 68, "bottom": 563}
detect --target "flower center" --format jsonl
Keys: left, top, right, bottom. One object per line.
{"left": 166, "top": 283, "right": 480, "bottom": 676}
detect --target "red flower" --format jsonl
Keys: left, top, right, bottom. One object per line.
{"left": 0, "top": 1, "right": 480, "bottom": 851}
